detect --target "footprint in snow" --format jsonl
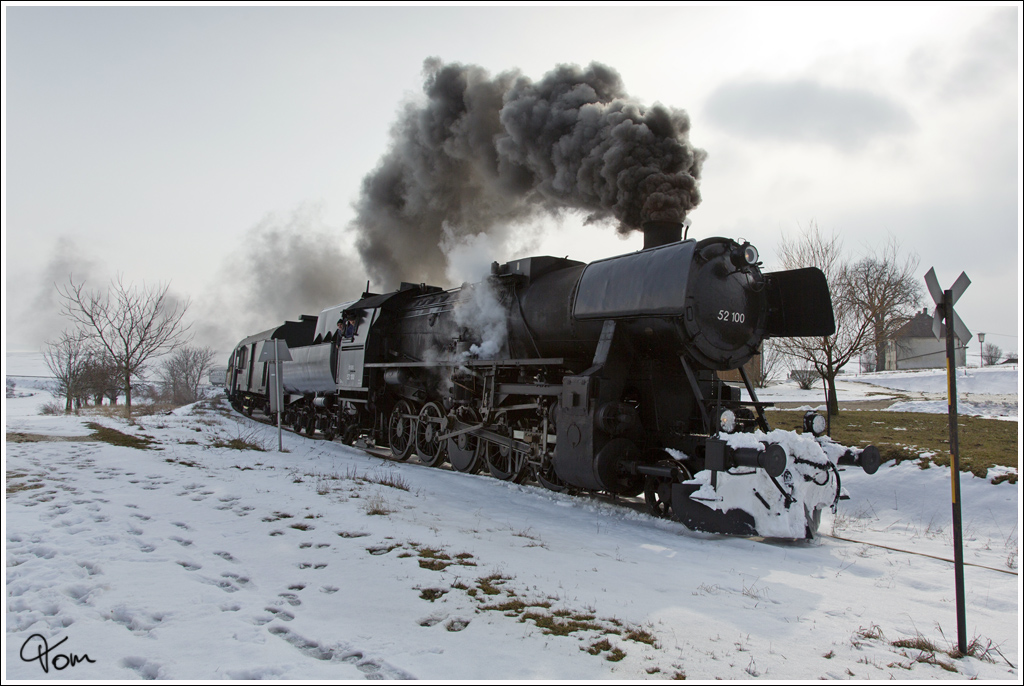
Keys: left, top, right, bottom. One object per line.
{"left": 121, "top": 656, "right": 163, "bottom": 679}
{"left": 65, "top": 584, "right": 97, "bottom": 605}
{"left": 264, "top": 606, "right": 295, "bottom": 621}
{"left": 77, "top": 560, "right": 102, "bottom": 576}
{"left": 278, "top": 593, "right": 302, "bottom": 606}
{"left": 267, "top": 624, "right": 412, "bottom": 680}
{"left": 107, "top": 606, "right": 165, "bottom": 635}
{"left": 418, "top": 614, "right": 447, "bottom": 627}
{"left": 445, "top": 618, "right": 470, "bottom": 632}
{"left": 202, "top": 576, "right": 241, "bottom": 593}
{"left": 221, "top": 572, "right": 252, "bottom": 588}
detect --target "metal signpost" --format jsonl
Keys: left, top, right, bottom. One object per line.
{"left": 924, "top": 267, "right": 970, "bottom": 655}
{"left": 258, "top": 339, "right": 292, "bottom": 452}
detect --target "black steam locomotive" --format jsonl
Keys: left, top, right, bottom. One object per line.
{"left": 226, "top": 221, "right": 880, "bottom": 539}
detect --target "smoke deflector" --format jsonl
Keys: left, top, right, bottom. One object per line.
{"left": 763, "top": 268, "right": 836, "bottom": 337}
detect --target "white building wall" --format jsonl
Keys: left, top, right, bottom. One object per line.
{"left": 887, "top": 337, "right": 967, "bottom": 370}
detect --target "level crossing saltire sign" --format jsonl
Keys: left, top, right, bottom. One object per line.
{"left": 924, "top": 267, "right": 971, "bottom": 655}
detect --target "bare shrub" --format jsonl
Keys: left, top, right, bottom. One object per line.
{"left": 981, "top": 343, "right": 1003, "bottom": 366}
{"left": 211, "top": 426, "right": 268, "bottom": 451}
{"left": 158, "top": 346, "right": 216, "bottom": 405}
{"left": 39, "top": 400, "right": 65, "bottom": 416}
{"left": 790, "top": 369, "right": 819, "bottom": 390}
{"left": 362, "top": 494, "right": 394, "bottom": 516}
{"left": 367, "top": 470, "right": 411, "bottom": 491}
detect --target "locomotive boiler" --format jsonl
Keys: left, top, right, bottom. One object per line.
{"left": 226, "top": 221, "right": 880, "bottom": 539}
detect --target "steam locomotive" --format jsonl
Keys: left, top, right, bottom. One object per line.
{"left": 226, "top": 221, "right": 880, "bottom": 539}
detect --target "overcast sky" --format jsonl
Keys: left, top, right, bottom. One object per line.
{"left": 4, "top": 4, "right": 1020, "bottom": 360}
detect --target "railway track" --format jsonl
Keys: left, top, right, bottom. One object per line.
{"left": 234, "top": 404, "right": 657, "bottom": 517}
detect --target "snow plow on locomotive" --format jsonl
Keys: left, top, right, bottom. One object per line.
{"left": 226, "top": 221, "right": 880, "bottom": 539}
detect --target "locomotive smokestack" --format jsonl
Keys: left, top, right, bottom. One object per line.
{"left": 642, "top": 220, "right": 684, "bottom": 250}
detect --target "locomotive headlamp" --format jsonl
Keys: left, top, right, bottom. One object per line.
{"left": 803, "top": 411, "right": 828, "bottom": 437}
{"left": 717, "top": 408, "right": 737, "bottom": 434}
{"left": 730, "top": 242, "right": 759, "bottom": 268}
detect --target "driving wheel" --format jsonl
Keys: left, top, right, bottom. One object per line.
{"left": 415, "top": 401, "right": 447, "bottom": 467}
{"left": 387, "top": 399, "right": 415, "bottom": 461}
{"left": 447, "top": 406, "right": 482, "bottom": 473}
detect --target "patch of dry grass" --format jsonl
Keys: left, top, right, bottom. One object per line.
{"left": 85, "top": 422, "right": 159, "bottom": 450}
{"left": 769, "top": 410, "right": 1017, "bottom": 478}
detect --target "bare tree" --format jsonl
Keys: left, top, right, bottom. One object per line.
{"left": 846, "top": 235, "right": 922, "bottom": 371}
{"left": 982, "top": 342, "right": 1003, "bottom": 366}
{"left": 57, "top": 276, "right": 192, "bottom": 418}
{"left": 752, "top": 339, "right": 787, "bottom": 388}
{"left": 158, "top": 346, "right": 217, "bottom": 404}
{"left": 774, "top": 223, "right": 873, "bottom": 416}
{"left": 43, "top": 329, "right": 91, "bottom": 413}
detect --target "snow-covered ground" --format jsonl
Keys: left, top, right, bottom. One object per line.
{"left": 741, "top": 366, "right": 1020, "bottom": 421}
{"left": 4, "top": 365, "right": 1020, "bottom": 680}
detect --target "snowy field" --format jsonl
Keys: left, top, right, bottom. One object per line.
{"left": 745, "top": 366, "right": 1019, "bottom": 421}
{"left": 4, "top": 363, "right": 1020, "bottom": 680}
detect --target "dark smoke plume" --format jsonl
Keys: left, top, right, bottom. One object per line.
{"left": 353, "top": 59, "right": 706, "bottom": 288}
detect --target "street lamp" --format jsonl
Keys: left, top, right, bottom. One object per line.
{"left": 978, "top": 332, "right": 985, "bottom": 367}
